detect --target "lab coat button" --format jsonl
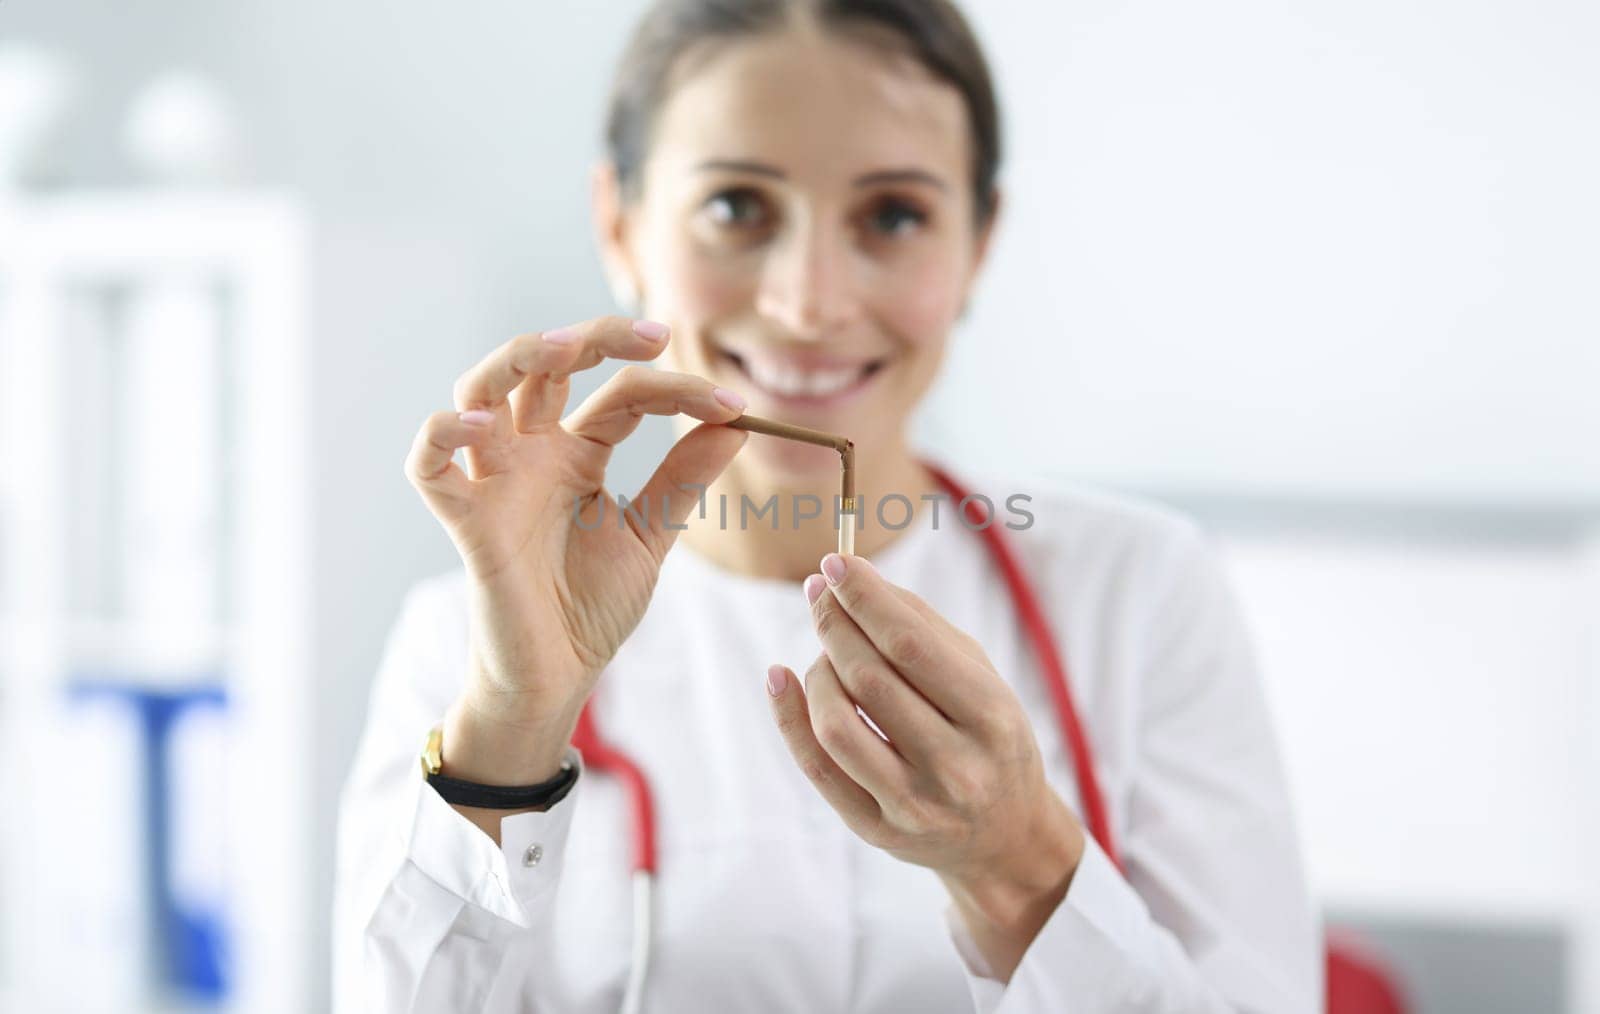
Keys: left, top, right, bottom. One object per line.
{"left": 522, "top": 843, "right": 544, "bottom": 868}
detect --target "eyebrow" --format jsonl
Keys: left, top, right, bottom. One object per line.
{"left": 693, "top": 159, "right": 949, "bottom": 192}
{"left": 695, "top": 158, "right": 786, "bottom": 178}
{"left": 854, "top": 168, "right": 948, "bottom": 192}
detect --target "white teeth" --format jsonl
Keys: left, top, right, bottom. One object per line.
{"left": 741, "top": 358, "right": 868, "bottom": 398}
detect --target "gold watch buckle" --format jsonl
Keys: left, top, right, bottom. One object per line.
{"left": 420, "top": 725, "right": 444, "bottom": 776}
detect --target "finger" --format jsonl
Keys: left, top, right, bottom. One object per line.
{"left": 509, "top": 316, "right": 675, "bottom": 433}
{"left": 459, "top": 399, "right": 518, "bottom": 479}
{"left": 453, "top": 329, "right": 581, "bottom": 412}
{"left": 803, "top": 653, "right": 911, "bottom": 801}
{"left": 628, "top": 422, "right": 748, "bottom": 560}
{"left": 449, "top": 317, "right": 669, "bottom": 432}
{"left": 817, "top": 553, "right": 992, "bottom": 724}
{"left": 765, "top": 664, "right": 882, "bottom": 836}
{"left": 564, "top": 366, "right": 747, "bottom": 449}
{"left": 806, "top": 576, "right": 958, "bottom": 766}
{"left": 889, "top": 584, "right": 990, "bottom": 667}
{"left": 404, "top": 409, "right": 495, "bottom": 520}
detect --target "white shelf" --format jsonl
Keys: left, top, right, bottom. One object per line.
{"left": 0, "top": 189, "right": 313, "bottom": 1013}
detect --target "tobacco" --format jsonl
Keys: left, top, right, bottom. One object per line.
{"left": 725, "top": 415, "right": 857, "bottom": 555}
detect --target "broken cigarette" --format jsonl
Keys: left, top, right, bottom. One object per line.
{"left": 726, "top": 414, "right": 857, "bottom": 555}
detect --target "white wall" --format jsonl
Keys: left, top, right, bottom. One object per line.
{"left": 934, "top": 0, "right": 1600, "bottom": 502}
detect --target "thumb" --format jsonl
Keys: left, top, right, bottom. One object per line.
{"left": 631, "top": 421, "right": 747, "bottom": 559}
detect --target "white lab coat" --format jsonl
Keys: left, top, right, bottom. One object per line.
{"left": 333, "top": 471, "right": 1320, "bottom": 1013}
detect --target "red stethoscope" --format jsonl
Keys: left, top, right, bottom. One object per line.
{"left": 572, "top": 462, "right": 1118, "bottom": 1014}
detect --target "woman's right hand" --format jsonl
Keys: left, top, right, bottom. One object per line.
{"left": 404, "top": 317, "right": 749, "bottom": 789}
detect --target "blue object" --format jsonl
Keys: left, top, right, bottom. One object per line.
{"left": 69, "top": 679, "right": 231, "bottom": 1003}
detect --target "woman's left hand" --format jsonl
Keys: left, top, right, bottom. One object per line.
{"left": 766, "top": 552, "right": 1087, "bottom": 981}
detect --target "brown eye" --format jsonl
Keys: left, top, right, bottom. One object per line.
{"left": 703, "top": 187, "right": 771, "bottom": 229}
{"left": 863, "top": 196, "right": 928, "bottom": 237}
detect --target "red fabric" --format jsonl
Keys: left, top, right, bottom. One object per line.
{"left": 1327, "top": 935, "right": 1407, "bottom": 1014}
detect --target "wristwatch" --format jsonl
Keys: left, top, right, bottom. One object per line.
{"left": 420, "top": 725, "right": 579, "bottom": 809}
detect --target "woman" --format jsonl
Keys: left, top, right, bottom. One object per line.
{"left": 335, "top": 1, "right": 1318, "bottom": 1011}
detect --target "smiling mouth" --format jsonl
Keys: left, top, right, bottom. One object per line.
{"left": 719, "top": 349, "right": 887, "bottom": 401}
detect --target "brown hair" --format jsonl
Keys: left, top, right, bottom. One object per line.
{"left": 604, "top": 0, "right": 1002, "bottom": 223}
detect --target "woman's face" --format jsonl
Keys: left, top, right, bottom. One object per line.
{"left": 599, "top": 23, "right": 994, "bottom": 480}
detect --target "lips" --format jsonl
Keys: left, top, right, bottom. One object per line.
{"left": 719, "top": 348, "right": 886, "bottom": 403}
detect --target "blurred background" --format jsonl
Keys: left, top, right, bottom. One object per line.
{"left": 0, "top": 0, "right": 1594, "bottom": 1011}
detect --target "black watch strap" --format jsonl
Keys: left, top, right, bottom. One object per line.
{"left": 427, "top": 757, "right": 579, "bottom": 810}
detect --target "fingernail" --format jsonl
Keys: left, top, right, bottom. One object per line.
{"left": 820, "top": 553, "right": 846, "bottom": 586}
{"left": 631, "top": 319, "right": 670, "bottom": 342}
{"left": 459, "top": 409, "right": 494, "bottom": 426}
{"left": 803, "top": 573, "right": 826, "bottom": 605}
{"left": 713, "top": 387, "right": 747, "bottom": 411}
{"left": 542, "top": 325, "right": 581, "bottom": 345}
{"left": 766, "top": 664, "right": 788, "bottom": 697}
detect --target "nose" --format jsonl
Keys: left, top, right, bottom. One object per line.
{"left": 754, "top": 214, "right": 860, "bottom": 339}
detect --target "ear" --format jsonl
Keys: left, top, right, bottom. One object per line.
{"left": 956, "top": 187, "right": 1002, "bottom": 317}
{"left": 591, "top": 161, "right": 643, "bottom": 310}
{"left": 971, "top": 187, "right": 1002, "bottom": 277}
